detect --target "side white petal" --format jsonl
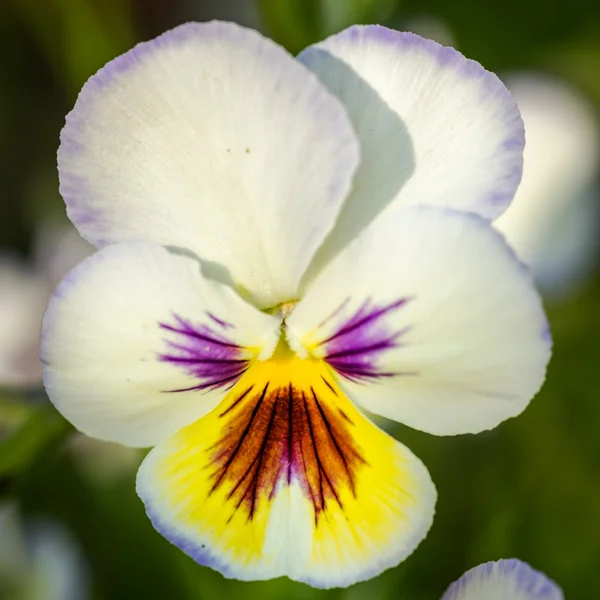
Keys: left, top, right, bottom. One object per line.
{"left": 287, "top": 206, "right": 550, "bottom": 436}
{"left": 59, "top": 21, "right": 359, "bottom": 309}
{"left": 299, "top": 25, "right": 524, "bottom": 271}
{"left": 441, "top": 559, "right": 564, "bottom": 600}
{"left": 41, "top": 242, "right": 280, "bottom": 447}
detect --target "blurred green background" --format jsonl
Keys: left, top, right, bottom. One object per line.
{"left": 1, "top": 0, "right": 600, "bottom": 599}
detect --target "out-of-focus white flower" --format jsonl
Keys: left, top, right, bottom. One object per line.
{"left": 0, "top": 223, "right": 92, "bottom": 387}
{"left": 0, "top": 503, "right": 88, "bottom": 600}
{"left": 34, "top": 223, "right": 95, "bottom": 292}
{"left": 0, "top": 259, "right": 47, "bottom": 386}
{"left": 496, "top": 74, "right": 600, "bottom": 297}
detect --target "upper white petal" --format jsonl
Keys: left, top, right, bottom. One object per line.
{"left": 59, "top": 21, "right": 359, "bottom": 309}
{"left": 287, "top": 206, "right": 550, "bottom": 436}
{"left": 41, "top": 242, "right": 280, "bottom": 447}
{"left": 299, "top": 25, "right": 524, "bottom": 275}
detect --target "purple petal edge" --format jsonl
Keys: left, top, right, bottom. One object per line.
{"left": 59, "top": 20, "right": 361, "bottom": 261}
{"left": 441, "top": 559, "right": 564, "bottom": 600}
{"left": 136, "top": 468, "right": 234, "bottom": 576}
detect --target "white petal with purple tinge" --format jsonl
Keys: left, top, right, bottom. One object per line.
{"left": 41, "top": 242, "right": 280, "bottom": 447}
{"left": 441, "top": 559, "right": 564, "bottom": 600}
{"left": 287, "top": 206, "right": 550, "bottom": 436}
{"left": 59, "top": 21, "right": 359, "bottom": 309}
{"left": 299, "top": 25, "right": 524, "bottom": 274}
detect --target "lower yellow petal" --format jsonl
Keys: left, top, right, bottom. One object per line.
{"left": 136, "top": 354, "right": 436, "bottom": 588}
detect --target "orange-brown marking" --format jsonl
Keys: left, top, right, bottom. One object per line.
{"left": 207, "top": 379, "right": 366, "bottom": 524}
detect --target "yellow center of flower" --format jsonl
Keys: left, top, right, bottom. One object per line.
{"left": 141, "top": 347, "right": 429, "bottom": 576}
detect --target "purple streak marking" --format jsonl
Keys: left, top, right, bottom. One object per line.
{"left": 319, "top": 298, "right": 411, "bottom": 383}
{"left": 206, "top": 312, "right": 234, "bottom": 329}
{"left": 159, "top": 313, "right": 247, "bottom": 393}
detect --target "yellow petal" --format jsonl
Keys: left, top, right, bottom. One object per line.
{"left": 136, "top": 353, "right": 436, "bottom": 588}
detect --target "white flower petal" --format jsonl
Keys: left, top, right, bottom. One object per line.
{"left": 495, "top": 73, "right": 600, "bottom": 296}
{"left": 41, "top": 242, "right": 280, "bottom": 447}
{"left": 441, "top": 559, "right": 564, "bottom": 600}
{"left": 298, "top": 25, "right": 524, "bottom": 272}
{"left": 59, "top": 21, "right": 359, "bottom": 309}
{"left": 287, "top": 206, "right": 550, "bottom": 436}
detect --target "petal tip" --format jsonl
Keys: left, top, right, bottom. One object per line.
{"left": 442, "top": 559, "right": 564, "bottom": 600}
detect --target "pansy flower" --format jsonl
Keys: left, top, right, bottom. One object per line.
{"left": 441, "top": 559, "right": 564, "bottom": 600}
{"left": 42, "top": 22, "right": 550, "bottom": 588}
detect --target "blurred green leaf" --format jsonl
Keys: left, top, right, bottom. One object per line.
{"left": 319, "top": 0, "right": 396, "bottom": 33}
{"left": 257, "top": 0, "right": 396, "bottom": 52}
{"left": 546, "top": 29, "right": 600, "bottom": 105}
{"left": 18, "top": 450, "right": 200, "bottom": 600}
{"left": 8, "top": 0, "right": 135, "bottom": 96}
{"left": 0, "top": 404, "right": 71, "bottom": 480}
{"left": 0, "top": 396, "right": 34, "bottom": 431}
{"left": 59, "top": 0, "right": 135, "bottom": 93}
{"left": 257, "top": 0, "right": 322, "bottom": 52}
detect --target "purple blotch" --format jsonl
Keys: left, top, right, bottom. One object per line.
{"left": 319, "top": 297, "right": 412, "bottom": 383}
{"left": 159, "top": 313, "right": 247, "bottom": 393}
